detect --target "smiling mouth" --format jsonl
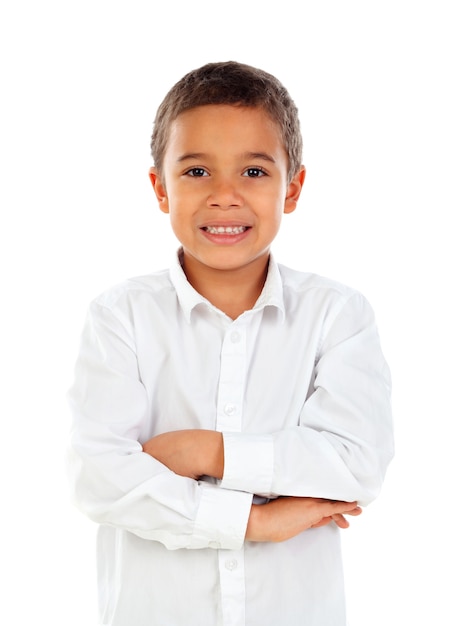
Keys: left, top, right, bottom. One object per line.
{"left": 201, "top": 225, "right": 249, "bottom": 235}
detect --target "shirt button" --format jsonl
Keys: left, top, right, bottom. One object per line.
{"left": 224, "top": 403, "right": 237, "bottom": 416}
{"left": 230, "top": 331, "right": 241, "bottom": 343}
{"left": 225, "top": 559, "right": 238, "bottom": 571}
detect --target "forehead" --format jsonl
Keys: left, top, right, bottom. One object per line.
{"left": 165, "top": 105, "right": 286, "bottom": 158}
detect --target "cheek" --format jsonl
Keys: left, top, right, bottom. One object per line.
{"left": 168, "top": 206, "right": 196, "bottom": 239}
{"left": 259, "top": 181, "right": 287, "bottom": 205}
{"left": 169, "top": 211, "right": 184, "bottom": 231}
{"left": 257, "top": 191, "right": 287, "bottom": 222}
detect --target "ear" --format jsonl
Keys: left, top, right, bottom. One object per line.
{"left": 148, "top": 167, "right": 170, "bottom": 214}
{"left": 284, "top": 166, "right": 306, "bottom": 214}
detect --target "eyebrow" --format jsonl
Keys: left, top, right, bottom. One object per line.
{"left": 176, "top": 153, "right": 206, "bottom": 163}
{"left": 176, "top": 151, "right": 277, "bottom": 163}
{"left": 243, "top": 152, "right": 276, "bottom": 163}
{"left": 244, "top": 152, "right": 276, "bottom": 163}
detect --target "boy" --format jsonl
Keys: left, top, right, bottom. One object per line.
{"left": 67, "top": 61, "right": 393, "bottom": 626}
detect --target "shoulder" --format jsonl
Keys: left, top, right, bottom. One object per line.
{"left": 94, "top": 269, "right": 171, "bottom": 304}
{"left": 277, "top": 263, "right": 373, "bottom": 322}
{"left": 278, "top": 263, "right": 359, "bottom": 299}
{"left": 89, "top": 268, "right": 175, "bottom": 318}
{"left": 83, "top": 269, "right": 179, "bottom": 344}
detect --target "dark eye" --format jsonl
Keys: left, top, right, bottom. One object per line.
{"left": 243, "top": 167, "right": 266, "bottom": 178}
{"left": 186, "top": 168, "right": 208, "bottom": 177}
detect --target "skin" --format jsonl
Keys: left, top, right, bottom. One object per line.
{"left": 142, "top": 430, "right": 362, "bottom": 541}
{"left": 145, "top": 105, "right": 362, "bottom": 541}
{"left": 149, "top": 105, "right": 305, "bottom": 319}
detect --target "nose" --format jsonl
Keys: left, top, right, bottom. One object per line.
{"left": 207, "top": 177, "right": 244, "bottom": 209}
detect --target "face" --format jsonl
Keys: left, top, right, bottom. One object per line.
{"left": 149, "top": 105, "right": 305, "bottom": 287}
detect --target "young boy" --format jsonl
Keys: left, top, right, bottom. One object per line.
{"left": 67, "top": 61, "right": 394, "bottom": 626}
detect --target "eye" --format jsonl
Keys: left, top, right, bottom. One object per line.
{"left": 186, "top": 167, "right": 209, "bottom": 177}
{"left": 243, "top": 167, "right": 266, "bottom": 178}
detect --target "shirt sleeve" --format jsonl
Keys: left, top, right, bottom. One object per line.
{"left": 67, "top": 301, "right": 252, "bottom": 550}
{"left": 221, "top": 293, "right": 394, "bottom": 507}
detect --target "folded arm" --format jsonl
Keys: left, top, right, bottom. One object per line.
{"left": 142, "top": 429, "right": 224, "bottom": 481}
{"left": 142, "top": 429, "right": 363, "bottom": 540}
{"left": 68, "top": 302, "right": 252, "bottom": 551}
{"left": 143, "top": 294, "right": 394, "bottom": 509}
{"left": 222, "top": 293, "right": 394, "bottom": 507}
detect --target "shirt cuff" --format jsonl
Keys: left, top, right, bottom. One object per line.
{"left": 221, "top": 432, "right": 274, "bottom": 496}
{"left": 189, "top": 480, "right": 253, "bottom": 550}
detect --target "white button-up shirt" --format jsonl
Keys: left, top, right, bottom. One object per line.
{"left": 67, "top": 251, "right": 393, "bottom": 626}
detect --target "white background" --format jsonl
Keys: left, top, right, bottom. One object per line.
{"left": 1, "top": 1, "right": 463, "bottom": 624}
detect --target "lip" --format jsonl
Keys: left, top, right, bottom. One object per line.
{"left": 199, "top": 220, "right": 252, "bottom": 229}
{"left": 199, "top": 223, "right": 252, "bottom": 245}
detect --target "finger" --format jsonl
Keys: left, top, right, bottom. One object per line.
{"left": 331, "top": 514, "right": 350, "bottom": 529}
{"left": 311, "top": 516, "right": 333, "bottom": 528}
{"left": 323, "top": 500, "right": 360, "bottom": 515}
{"left": 344, "top": 506, "right": 363, "bottom": 517}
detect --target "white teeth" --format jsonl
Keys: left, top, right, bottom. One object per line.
{"left": 204, "top": 225, "right": 247, "bottom": 234}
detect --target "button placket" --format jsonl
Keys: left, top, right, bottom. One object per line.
{"left": 215, "top": 322, "right": 248, "bottom": 626}
{"left": 218, "top": 549, "right": 246, "bottom": 626}
{"left": 230, "top": 331, "right": 241, "bottom": 344}
{"left": 216, "top": 324, "right": 246, "bottom": 433}
{"left": 223, "top": 403, "right": 237, "bottom": 416}
{"left": 224, "top": 558, "right": 238, "bottom": 571}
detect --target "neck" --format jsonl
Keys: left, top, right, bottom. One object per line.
{"left": 182, "top": 252, "right": 270, "bottom": 320}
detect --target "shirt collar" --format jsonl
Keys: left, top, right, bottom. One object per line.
{"left": 169, "top": 248, "right": 285, "bottom": 324}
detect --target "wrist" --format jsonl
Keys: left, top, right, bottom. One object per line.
{"left": 202, "top": 431, "right": 224, "bottom": 479}
{"left": 245, "top": 503, "right": 266, "bottom": 542}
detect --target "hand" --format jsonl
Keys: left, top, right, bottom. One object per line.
{"left": 142, "top": 429, "right": 224, "bottom": 480}
{"left": 245, "top": 497, "right": 362, "bottom": 543}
